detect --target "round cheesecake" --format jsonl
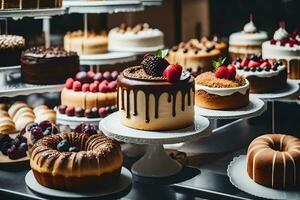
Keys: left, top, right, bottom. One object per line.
{"left": 0, "top": 35, "right": 25, "bottom": 67}
{"left": 234, "top": 55, "right": 287, "bottom": 93}
{"left": 21, "top": 47, "right": 80, "bottom": 84}
{"left": 229, "top": 17, "right": 268, "bottom": 61}
{"left": 195, "top": 72, "right": 249, "bottom": 110}
{"left": 64, "top": 30, "right": 108, "bottom": 55}
{"left": 262, "top": 26, "right": 300, "bottom": 80}
{"left": 117, "top": 66, "right": 194, "bottom": 131}
{"left": 167, "top": 37, "right": 225, "bottom": 74}
{"left": 108, "top": 23, "right": 164, "bottom": 52}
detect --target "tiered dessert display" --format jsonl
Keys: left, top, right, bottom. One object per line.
{"left": 101, "top": 50, "right": 210, "bottom": 177}
{"left": 262, "top": 22, "right": 300, "bottom": 80}
{"left": 108, "top": 23, "right": 164, "bottom": 53}
{"left": 167, "top": 37, "right": 226, "bottom": 76}
{"left": 229, "top": 14, "right": 268, "bottom": 61}
{"left": 228, "top": 133, "right": 300, "bottom": 199}
{"left": 0, "top": 35, "right": 25, "bottom": 67}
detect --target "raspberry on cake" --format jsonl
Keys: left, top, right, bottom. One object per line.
{"left": 233, "top": 55, "right": 287, "bottom": 93}
{"left": 262, "top": 22, "right": 300, "bottom": 79}
{"left": 117, "top": 49, "right": 194, "bottom": 131}
{"left": 59, "top": 71, "right": 118, "bottom": 118}
{"left": 195, "top": 59, "right": 249, "bottom": 110}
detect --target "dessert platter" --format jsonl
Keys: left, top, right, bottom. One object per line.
{"left": 100, "top": 50, "right": 210, "bottom": 177}
{"left": 228, "top": 133, "right": 300, "bottom": 199}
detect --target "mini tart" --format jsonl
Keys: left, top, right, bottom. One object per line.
{"left": 30, "top": 133, "right": 123, "bottom": 191}
{"left": 195, "top": 72, "right": 249, "bottom": 110}
{"left": 117, "top": 66, "right": 194, "bottom": 131}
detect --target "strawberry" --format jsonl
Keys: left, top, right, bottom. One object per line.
{"left": 99, "top": 84, "right": 109, "bottom": 93}
{"left": 89, "top": 83, "right": 98, "bottom": 93}
{"left": 82, "top": 83, "right": 90, "bottom": 92}
{"left": 248, "top": 60, "right": 260, "bottom": 68}
{"left": 260, "top": 61, "right": 271, "bottom": 68}
{"left": 72, "top": 81, "right": 81, "bottom": 91}
{"left": 163, "top": 64, "right": 183, "bottom": 82}
{"left": 215, "top": 66, "right": 228, "bottom": 79}
{"left": 240, "top": 58, "right": 249, "bottom": 67}
{"left": 65, "top": 78, "right": 74, "bottom": 89}
{"left": 226, "top": 65, "right": 236, "bottom": 80}
{"left": 108, "top": 81, "right": 117, "bottom": 91}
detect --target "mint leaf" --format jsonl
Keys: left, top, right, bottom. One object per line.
{"left": 155, "top": 49, "right": 168, "bottom": 58}
{"left": 212, "top": 57, "right": 226, "bottom": 72}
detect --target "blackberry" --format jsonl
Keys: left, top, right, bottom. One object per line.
{"left": 141, "top": 55, "right": 168, "bottom": 77}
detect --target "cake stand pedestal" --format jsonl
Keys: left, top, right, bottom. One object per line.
{"left": 100, "top": 112, "right": 210, "bottom": 177}
{"left": 252, "top": 80, "right": 299, "bottom": 132}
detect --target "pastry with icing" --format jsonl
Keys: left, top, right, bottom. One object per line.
{"left": 229, "top": 14, "right": 268, "bottom": 61}
{"left": 262, "top": 22, "right": 300, "bottom": 79}
{"left": 195, "top": 58, "right": 249, "bottom": 110}
{"left": 247, "top": 134, "right": 300, "bottom": 189}
{"left": 233, "top": 55, "right": 287, "bottom": 93}
{"left": 108, "top": 23, "right": 164, "bottom": 52}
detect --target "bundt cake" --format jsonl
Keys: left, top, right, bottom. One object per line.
{"left": 247, "top": 134, "right": 300, "bottom": 189}
{"left": 30, "top": 133, "right": 123, "bottom": 191}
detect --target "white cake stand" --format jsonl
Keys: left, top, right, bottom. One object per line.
{"left": 108, "top": 45, "right": 165, "bottom": 54}
{"left": 25, "top": 167, "right": 132, "bottom": 198}
{"left": 79, "top": 52, "right": 137, "bottom": 66}
{"left": 56, "top": 111, "right": 102, "bottom": 129}
{"left": 100, "top": 112, "right": 210, "bottom": 177}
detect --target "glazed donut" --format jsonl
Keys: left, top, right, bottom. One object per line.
{"left": 247, "top": 134, "right": 300, "bottom": 189}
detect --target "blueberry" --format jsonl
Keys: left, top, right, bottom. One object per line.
{"left": 43, "top": 129, "right": 51, "bottom": 136}
{"left": 0, "top": 134, "right": 12, "bottom": 146}
{"left": 1, "top": 141, "right": 12, "bottom": 155}
{"left": 57, "top": 139, "right": 70, "bottom": 152}
{"left": 27, "top": 123, "right": 38, "bottom": 132}
{"left": 251, "top": 68, "right": 256, "bottom": 72}
{"left": 69, "top": 146, "right": 79, "bottom": 152}
{"left": 82, "top": 124, "right": 97, "bottom": 136}
{"left": 105, "top": 106, "right": 111, "bottom": 112}
{"left": 18, "top": 142, "right": 28, "bottom": 153}
{"left": 257, "top": 68, "right": 263, "bottom": 72}
{"left": 74, "top": 123, "right": 85, "bottom": 133}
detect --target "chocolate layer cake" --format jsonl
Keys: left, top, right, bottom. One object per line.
{"left": 0, "top": 35, "right": 25, "bottom": 67}
{"left": 21, "top": 47, "right": 80, "bottom": 84}
{"left": 0, "top": 0, "right": 62, "bottom": 9}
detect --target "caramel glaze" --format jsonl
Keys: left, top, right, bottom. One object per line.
{"left": 30, "top": 133, "right": 122, "bottom": 175}
{"left": 117, "top": 66, "right": 194, "bottom": 123}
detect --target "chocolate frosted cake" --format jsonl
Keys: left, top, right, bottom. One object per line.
{"left": 0, "top": 35, "right": 25, "bottom": 67}
{"left": 117, "top": 51, "right": 194, "bottom": 131}
{"left": 0, "top": 0, "right": 62, "bottom": 9}
{"left": 21, "top": 47, "right": 80, "bottom": 84}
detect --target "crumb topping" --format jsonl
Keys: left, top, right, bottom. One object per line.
{"left": 196, "top": 72, "right": 246, "bottom": 88}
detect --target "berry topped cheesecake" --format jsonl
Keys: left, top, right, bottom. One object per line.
{"left": 233, "top": 55, "right": 287, "bottom": 93}
{"left": 58, "top": 71, "right": 118, "bottom": 118}
{"left": 262, "top": 22, "right": 300, "bottom": 79}
{"left": 195, "top": 58, "right": 249, "bottom": 110}
{"left": 117, "top": 50, "right": 194, "bottom": 131}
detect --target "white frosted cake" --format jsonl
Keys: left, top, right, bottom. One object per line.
{"left": 229, "top": 15, "right": 268, "bottom": 61}
{"left": 108, "top": 23, "right": 164, "bottom": 52}
{"left": 262, "top": 23, "right": 300, "bottom": 79}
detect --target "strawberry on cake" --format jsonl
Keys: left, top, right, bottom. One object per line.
{"left": 233, "top": 55, "right": 287, "bottom": 93}
{"left": 195, "top": 58, "right": 249, "bottom": 110}
{"left": 58, "top": 71, "right": 118, "bottom": 118}
{"left": 117, "top": 50, "right": 194, "bottom": 131}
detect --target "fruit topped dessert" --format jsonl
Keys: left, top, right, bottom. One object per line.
{"left": 117, "top": 49, "right": 194, "bottom": 131}
{"left": 233, "top": 55, "right": 287, "bottom": 93}
{"left": 262, "top": 22, "right": 300, "bottom": 79}
{"left": 167, "top": 36, "right": 226, "bottom": 75}
{"left": 229, "top": 14, "right": 268, "bottom": 61}
{"left": 0, "top": 134, "right": 28, "bottom": 160}
{"left": 108, "top": 23, "right": 164, "bottom": 52}
{"left": 58, "top": 70, "right": 118, "bottom": 118}
{"left": 195, "top": 58, "right": 249, "bottom": 110}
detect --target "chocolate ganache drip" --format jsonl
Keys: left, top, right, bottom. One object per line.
{"left": 117, "top": 66, "right": 194, "bottom": 123}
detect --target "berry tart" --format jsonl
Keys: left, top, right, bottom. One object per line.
{"left": 262, "top": 22, "right": 300, "bottom": 79}
{"left": 21, "top": 47, "right": 80, "bottom": 84}
{"left": 108, "top": 23, "right": 164, "bottom": 52}
{"left": 0, "top": 35, "right": 25, "bottom": 67}
{"left": 229, "top": 14, "right": 268, "bottom": 61}
{"left": 64, "top": 30, "right": 108, "bottom": 55}
{"left": 233, "top": 55, "right": 287, "bottom": 93}
{"left": 30, "top": 132, "right": 123, "bottom": 190}
{"left": 0, "top": 134, "right": 28, "bottom": 160}
{"left": 167, "top": 37, "right": 224, "bottom": 75}
{"left": 195, "top": 58, "right": 250, "bottom": 110}
{"left": 58, "top": 70, "right": 118, "bottom": 119}
{"left": 0, "top": 0, "right": 62, "bottom": 9}
{"left": 117, "top": 49, "right": 194, "bottom": 131}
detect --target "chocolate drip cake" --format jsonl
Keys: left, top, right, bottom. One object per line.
{"left": 117, "top": 51, "right": 194, "bottom": 131}
{"left": 0, "top": 35, "right": 25, "bottom": 67}
{"left": 21, "top": 47, "right": 80, "bottom": 84}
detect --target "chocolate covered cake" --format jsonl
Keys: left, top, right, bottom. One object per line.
{"left": 21, "top": 47, "right": 80, "bottom": 84}
{"left": 0, "top": 35, "right": 25, "bottom": 67}
{"left": 0, "top": 0, "right": 62, "bottom": 9}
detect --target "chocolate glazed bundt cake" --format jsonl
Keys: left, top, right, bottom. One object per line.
{"left": 30, "top": 133, "right": 123, "bottom": 191}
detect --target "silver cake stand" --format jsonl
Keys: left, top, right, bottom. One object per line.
{"left": 100, "top": 112, "right": 210, "bottom": 177}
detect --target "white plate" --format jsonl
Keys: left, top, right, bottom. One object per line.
{"left": 109, "top": 45, "right": 164, "bottom": 54}
{"left": 80, "top": 52, "right": 137, "bottom": 65}
{"left": 195, "top": 95, "right": 266, "bottom": 119}
{"left": 252, "top": 80, "right": 299, "bottom": 100}
{"left": 56, "top": 111, "right": 102, "bottom": 129}
{"left": 100, "top": 112, "right": 210, "bottom": 145}
{"left": 227, "top": 155, "right": 300, "bottom": 200}
{"left": 25, "top": 167, "right": 132, "bottom": 198}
